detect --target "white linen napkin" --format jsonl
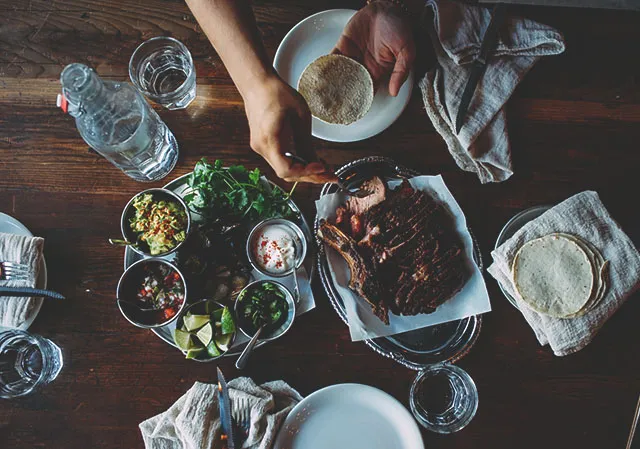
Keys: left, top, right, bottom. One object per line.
{"left": 419, "top": 0, "right": 565, "bottom": 183}
{"left": 488, "top": 191, "right": 640, "bottom": 356}
{"left": 139, "top": 378, "right": 302, "bottom": 449}
{"left": 0, "top": 232, "right": 44, "bottom": 329}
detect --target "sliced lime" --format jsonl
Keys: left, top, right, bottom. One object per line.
{"left": 220, "top": 307, "right": 236, "bottom": 335}
{"left": 174, "top": 329, "right": 194, "bottom": 351}
{"left": 215, "top": 332, "right": 233, "bottom": 352}
{"left": 185, "top": 347, "right": 205, "bottom": 360}
{"left": 183, "top": 314, "right": 210, "bottom": 331}
{"left": 206, "top": 340, "right": 222, "bottom": 358}
{"left": 196, "top": 323, "right": 214, "bottom": 346}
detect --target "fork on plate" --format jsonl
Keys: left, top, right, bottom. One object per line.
{"left": 0, "top": 262, "right": 31, "bottom": 281}
{"left": 232, "top": 396, "right": 251, "bottom": 444}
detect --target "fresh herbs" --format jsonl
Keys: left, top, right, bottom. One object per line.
{"left": 185, "top": 159, "right": 296, "bottom": 223}
{"left": 238, "top": 282, "right": 289, "bottom": 331}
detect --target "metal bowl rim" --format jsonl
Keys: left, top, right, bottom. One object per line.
{"left": 117, "top": 257, "right": 188, "bottom": 329}
{"left": 234, "top": 279, "right": 297, "bottom": 342}
{"left": 120, "top": 187, "right": 192, "bottom": 259}
{"left": 246, "top": 217, "right": 308, "bottom": 278}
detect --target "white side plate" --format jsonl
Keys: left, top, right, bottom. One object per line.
{"left": 274, "top": 9, "right": 414, "bottom": 143}
{"left": 274, "top": 384, "right": 424, "bottom": 449}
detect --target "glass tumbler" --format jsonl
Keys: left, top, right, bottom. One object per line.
{"left": 0, "top": 330, "right": 63, "bottom": 399}
{"left": 409, "top": 363, "right": 478, "bottom": 433}
{"left": 129, "top": 37, "right": 196, "bottom": 110}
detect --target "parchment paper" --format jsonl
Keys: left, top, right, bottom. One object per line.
{"left": 316, "top": 175, "right": 491, "bottom": 341}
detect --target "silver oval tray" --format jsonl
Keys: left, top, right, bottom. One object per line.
{"left": 315, "top": 156, "right": 483, "bottom": 370}
{"left": 124, "top": 171, "right": 315, "bottom": 358}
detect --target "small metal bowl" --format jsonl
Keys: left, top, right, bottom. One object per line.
{"left": 234, "top": 280, "right": 296, "bottom": 342}
{"left": 246, "top": 218, "right": 307, "bottom": 277}
{"left": 117, "top": 258, "right": 188, "bottom": 329}
{"left": 121, "top": 188, "right": 192, "bottom": 258}
{"left": 174, "top": 299, "right": 237, "bottom": 363}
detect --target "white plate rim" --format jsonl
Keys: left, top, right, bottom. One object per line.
{"left": 0, "top": 212, "right": 47, "bottom": 331}
{"left": 274, "top": 383, "right": 424, "bottom": 449}
{"left": 273, "top": 9, "right": 414, "bottom": 143}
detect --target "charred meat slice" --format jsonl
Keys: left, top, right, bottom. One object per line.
{"left": 345, "top": 176, "right": 387, "bottom": 215}
{"left": 318, "top": 220, "right": 388, "bottom": 324}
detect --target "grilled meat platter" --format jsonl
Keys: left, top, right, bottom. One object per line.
{"left": 318, "top": 177, "right": 470, "bottom": 325}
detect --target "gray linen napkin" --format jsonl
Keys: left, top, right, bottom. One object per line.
{"left": 419, "top": 0, "right": 565, "bottom": 183}
{"left": 139, "top": 378, "right": 302, "bottom": 449}
{"left": 488, "top": 191, "right": 640, "bottom": 356}
{"left": 0, "top": 232, "right": 44, "bottom": 328}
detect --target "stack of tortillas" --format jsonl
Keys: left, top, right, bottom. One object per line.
{"left": 512, "top": 233, "right": 609, "bottom": 319}
{"left": 297, "top": 54, "right": 374, "bottom": 125}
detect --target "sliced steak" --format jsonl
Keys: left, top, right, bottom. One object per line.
{"left": 345, "top": 176, "right": 387, "bottom": 215}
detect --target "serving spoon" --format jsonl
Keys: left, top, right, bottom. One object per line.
{"left": 235, "top": 324, "right": 266, "bottom": 370}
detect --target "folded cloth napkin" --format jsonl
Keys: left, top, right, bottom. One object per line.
{"left": 488, "top": 191, "right": 640, "bottom": 356}
{"left": 419, "top": 0, "right": 565, "bottom": 183}
{"left": 139, "top": 378, "right": 302, "bottom": 449}
{"left": 0, "top": 231, "right": 44, "bottom": 329}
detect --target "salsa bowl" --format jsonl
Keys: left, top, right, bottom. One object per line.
{"left": 117, "top": 258, "right": 187, "bottom": 329}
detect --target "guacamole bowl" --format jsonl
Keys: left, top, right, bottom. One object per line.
{"left": 120, "top": 188, "right": 192, "bottom": 258}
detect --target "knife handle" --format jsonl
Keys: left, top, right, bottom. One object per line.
{"left": 0, "top": 286, "right": 65, "bottom": 300}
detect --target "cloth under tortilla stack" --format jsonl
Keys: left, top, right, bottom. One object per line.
{"left": 0, "top": 231, "right": 44, "bottom": 329}
{"left": 488, "top": 191, "right": 640, "bottom": 356}
{"left": 139, "top": 378, "right": 302, "bottom": 449}
{"left": 419, "top": 0, "right": 565, "bottom": 183}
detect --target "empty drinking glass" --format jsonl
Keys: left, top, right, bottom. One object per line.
{"left": 129, "top": 37, "right": 196, "bottom": 110}
{"left": 0, "top": 330, "right": 63, "bottom": 399}
{"left": 409, "top": 363, "right": 478, "bottom": 433}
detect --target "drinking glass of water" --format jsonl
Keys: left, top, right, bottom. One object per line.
{"left": 409, "top": 363, "right": 478, "bottom": 433}
{"left": 0, "top": 330, "right": 63, "bottom": 399}
{"left": 129, "top": 37, "right": 196, "bottom": 110}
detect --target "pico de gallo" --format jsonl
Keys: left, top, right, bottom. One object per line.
{"left": 137, "top": 263, "right": 185, "bottom": 320}
{"left": 130, "top": 193, "right": 188, "bottom": 255}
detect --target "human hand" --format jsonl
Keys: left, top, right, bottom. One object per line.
{"left": 333, "top": 1, "right": 416, "bottom": 97}
{"left": 243, "top": 75, "right": 337, "bottom": 184}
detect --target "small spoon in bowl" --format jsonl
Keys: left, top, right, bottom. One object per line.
{"left": 290, "top": 240, "right": 300, "bottom": 304}
{"left": 235, "top": 324, "right": 266, "bottom": 370}
{"left": 109, "top": 238, "right": 136, "bottom": 247}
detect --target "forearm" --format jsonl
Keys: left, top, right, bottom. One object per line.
{"left": 185, "top": 0, "right": 272, "bottom": 98}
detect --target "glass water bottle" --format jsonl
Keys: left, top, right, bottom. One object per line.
{"left": 59, "top": 63, "right": 178, "bottom": 182}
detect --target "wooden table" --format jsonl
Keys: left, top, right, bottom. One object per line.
{"left": 1, "top": 1, "right": 639, "bottom": 448}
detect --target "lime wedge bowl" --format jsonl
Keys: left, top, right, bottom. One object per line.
{"left": 174, "top": 299, "right": 237, "bottom": 362}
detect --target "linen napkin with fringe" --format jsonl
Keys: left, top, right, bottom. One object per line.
{"left": 139, "top": 378, "right": 302, "bottom": 449}
{"left": 420, "top": 0, "right": 565, "bottom": 183}
{"left": 488, "top": 191, "right": 640, "bottom": 356}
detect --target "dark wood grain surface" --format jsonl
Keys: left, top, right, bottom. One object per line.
{"left": 1, "top": 1, "right": 640, "bottom": 448}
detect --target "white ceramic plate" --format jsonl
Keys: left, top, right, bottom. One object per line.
{"left": 0, "top": 212, "right": 47, "bottom": 331}
{"left": 273, "top": 384, "right": 424, "bottom": 449}
{"left": 274, "top": 9, "right": 414, "bottom": 143}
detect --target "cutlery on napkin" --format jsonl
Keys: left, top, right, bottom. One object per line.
{"left": 0, "top": 232, "right": 44, "bottom": 329}
{"left": 419, "top": 0, "right": 565, "bottom": 183}
{"left": 139, "top": 378, "right": 302, "bottom": 449}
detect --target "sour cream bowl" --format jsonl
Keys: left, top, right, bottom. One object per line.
{"left": 246, "top": 218, "right": 307, "bottom": 278}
